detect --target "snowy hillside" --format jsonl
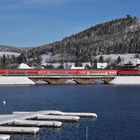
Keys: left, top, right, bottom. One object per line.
{"left": 96, "top": 54, "right": 139, "bottom": 65}
{"left": 0, "top": 52, "right": 20, "bottom": 57}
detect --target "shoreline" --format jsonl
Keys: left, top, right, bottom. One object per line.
{"left": 0, "top": 76, "right": 140, "bottom": 85}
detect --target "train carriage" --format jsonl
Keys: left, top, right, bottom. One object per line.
{"left": 117, "top": 70, "right": 140, "bottom": 76}
{"left": 47, "top": 69, "right": 78, "bottom": 75}
{"left": 77, "top": 70, "right": 117, "bottom": 76}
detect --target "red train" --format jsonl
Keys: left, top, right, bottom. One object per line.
{"left": 117, "top": 69, "right": 140, "bottom": 76}
{"left": 0, "top": 69, "right": 139, "bottom": 76}
{"left": 0, "top": 69, "right": 117, "bottom": 76}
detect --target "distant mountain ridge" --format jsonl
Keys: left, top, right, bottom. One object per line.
{"left": 0, "top": 45, "right": 21, "bottom": 53}
{"left": 0, "top": 16, "right": 140, "bottom": 63}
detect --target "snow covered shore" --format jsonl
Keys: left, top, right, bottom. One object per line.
{"left": 110, "top": 76, "right": 140, "bottom": 85}
{"left": 0, "top": 76, "right": 35, "bottom": 85}
{"left": 1, "top": 76, "right": 140, "bottom": 85}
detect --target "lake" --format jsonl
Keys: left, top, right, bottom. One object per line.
{"left": 0, "top": 85, "right": 140, "bottom": 140}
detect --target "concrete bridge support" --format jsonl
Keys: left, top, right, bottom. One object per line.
{"left": 29, "top": 76, "right": 115, "bottom": 85}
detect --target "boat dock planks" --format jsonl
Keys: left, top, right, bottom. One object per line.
{"left": 11, "top": 120, "right": 62, "bottom": 127}
{"left": 0, "top": 110, "right": 97, "bottom": 139}
{"left": 0, "top": 126, "right": 39, "bottom": 134}
{"left": 35, "top": 114, "right": 80, "bottom": 122}
{"left": 13, "top": 110, "right": 97, "bottom": 118}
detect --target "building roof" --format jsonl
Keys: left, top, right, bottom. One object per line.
{"left": 18, "top": 63, "right": 32, "bottom": 69}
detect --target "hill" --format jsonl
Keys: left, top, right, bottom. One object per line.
{"left": 0, "top": 45, "right": 21, "bottom": 53}
{"left": 27, "top": 16, "right": 140, "bottom": 63}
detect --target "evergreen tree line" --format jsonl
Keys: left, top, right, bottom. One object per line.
{"left": 0, "top": 53, "right": 42, "bottom": 69}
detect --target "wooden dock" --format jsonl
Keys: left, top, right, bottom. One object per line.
{"left": 0, "top": 110, "right": 97, "bottom": 139}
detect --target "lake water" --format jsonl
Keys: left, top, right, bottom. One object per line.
{"left": 0, "top": 85, "right": 140, "bottom": 140}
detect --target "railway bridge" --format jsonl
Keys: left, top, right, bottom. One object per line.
{"left": 29, "top": 75, "right": 116, "bottom": 85}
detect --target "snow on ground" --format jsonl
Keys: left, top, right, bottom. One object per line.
{"left": 41, "top": 53, "right": 52, "bottom": 63}
{"left": 96, "top": 54, "right": 138, "bottom": 64}
{"left": 110, "top": 76, "right": 140, "bottom": 85}
{"left": 41, "top": 53, "right": 62, "bottom": 65}
{"left": 0, "top": 52, "right": 20, "bottom": 57}
{"left": 0, "top": 76, "right": 35, "bottom": 85}
{"left": 41, "top": 53, "right": 139, "bottom": 66}
{"left": 96, "top": 54, "right": 135, "bottom": 60}
{"left": 18, "top": 63, "right": 32, "bottom": 69}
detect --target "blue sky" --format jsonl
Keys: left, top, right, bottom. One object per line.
{"left": 0, "top": 0, "right": 140, "bottom": 48}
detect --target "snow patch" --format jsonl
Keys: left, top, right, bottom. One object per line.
{"left": 0, "top": 76, "right": 35, "bottom": 85}
{"left": 41, "top": 52, "right": 52, "bottom": 63}
{"left": 126, "top": 21, "right": 140, "bottom": 32}
{"left": 0, "top": 52, "right": 20, "bottom": 57}
{"left": 18, "top": 63, "right": 32, "bottom": 69}
{"left": 96, "top": 54, "right": 138, "bottom": 65}
{"left": 110, "top": 76, "right": 140, "bottom": 85}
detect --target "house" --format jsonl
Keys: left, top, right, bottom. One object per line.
{"left": 71, "top": 65, "right": 85, "bottom": 69}
{"left": 41, "top": 63, "right": 62, "bottom": 69}
{"left": 97, "top": 63, "right": 107, "bottom": 69}
{"left": 63, "top": 62, "right": 75, "bottom": 69}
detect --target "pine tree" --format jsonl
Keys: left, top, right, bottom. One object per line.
{"left": 1, "top": 55, "right": 6, "bottom": 69}
{"left": 116, "top": 56, "right": 121, "bottom": 64}
{"left": 99, "top": 55, "right": 104, "bottom": 63}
